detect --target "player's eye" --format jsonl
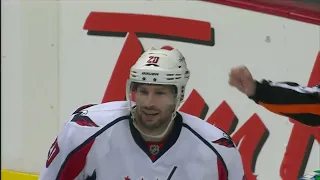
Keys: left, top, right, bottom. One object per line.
{"left": 138, "top": 89, "right": 148, "bottom": 95}
{"left": 155, "top": 91, "right": 166, "bottom": 95}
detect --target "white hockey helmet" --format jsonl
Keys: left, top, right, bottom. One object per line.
{"left": 126, "top": 46, "right": 190, "bottom": 109}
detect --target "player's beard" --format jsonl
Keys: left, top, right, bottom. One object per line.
{"left": 134, "top": 105, "right": 175, "bottom": 133}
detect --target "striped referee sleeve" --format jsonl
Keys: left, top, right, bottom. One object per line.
{"left": 249, "top": 80, "right": 320, "bottom": 126}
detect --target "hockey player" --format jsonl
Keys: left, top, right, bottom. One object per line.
{"left": 39, "top": 46, "right": 245, "bottom": 180}
{"left": 229, "top": 65, "right": 320, "bottom": 127}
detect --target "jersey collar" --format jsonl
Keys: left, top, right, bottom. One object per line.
{"left": 129, "top": 112, "right": 183, "bottom": 162}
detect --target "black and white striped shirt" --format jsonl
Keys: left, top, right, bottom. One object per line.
{"left": 249, "top": 80, "right": 320, "bottom": 126}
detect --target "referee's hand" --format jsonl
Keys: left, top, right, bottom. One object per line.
{"left": 228, "top": 65, "right": 256, "bottom": 97}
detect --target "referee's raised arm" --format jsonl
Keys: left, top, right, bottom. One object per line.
{"left": 229, "top": 65, "right": 320, "bottom": 127}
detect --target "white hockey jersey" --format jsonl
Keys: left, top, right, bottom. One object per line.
{"left": 39, "top": 101, "right": 245, "bottom": 180}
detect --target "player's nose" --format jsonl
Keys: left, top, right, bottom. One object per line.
{"left": 145, "top": 93, "right": 156, "bottom": 107}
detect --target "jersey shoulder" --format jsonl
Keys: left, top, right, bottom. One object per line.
{"left": 179, "top": 111, "right": 235, "bottom": 148}
{"left": 43, "top": 101, "right": 132, "bottom": 170}
{"left": 68, "top": 101, "right": 131, "bottom": 127}
{"left": 59, "top": 101, "right": 131, "bottom": 147}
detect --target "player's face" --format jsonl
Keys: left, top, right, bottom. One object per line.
{"left": 134, "top": 84, "right": 176, "bottom": 131}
